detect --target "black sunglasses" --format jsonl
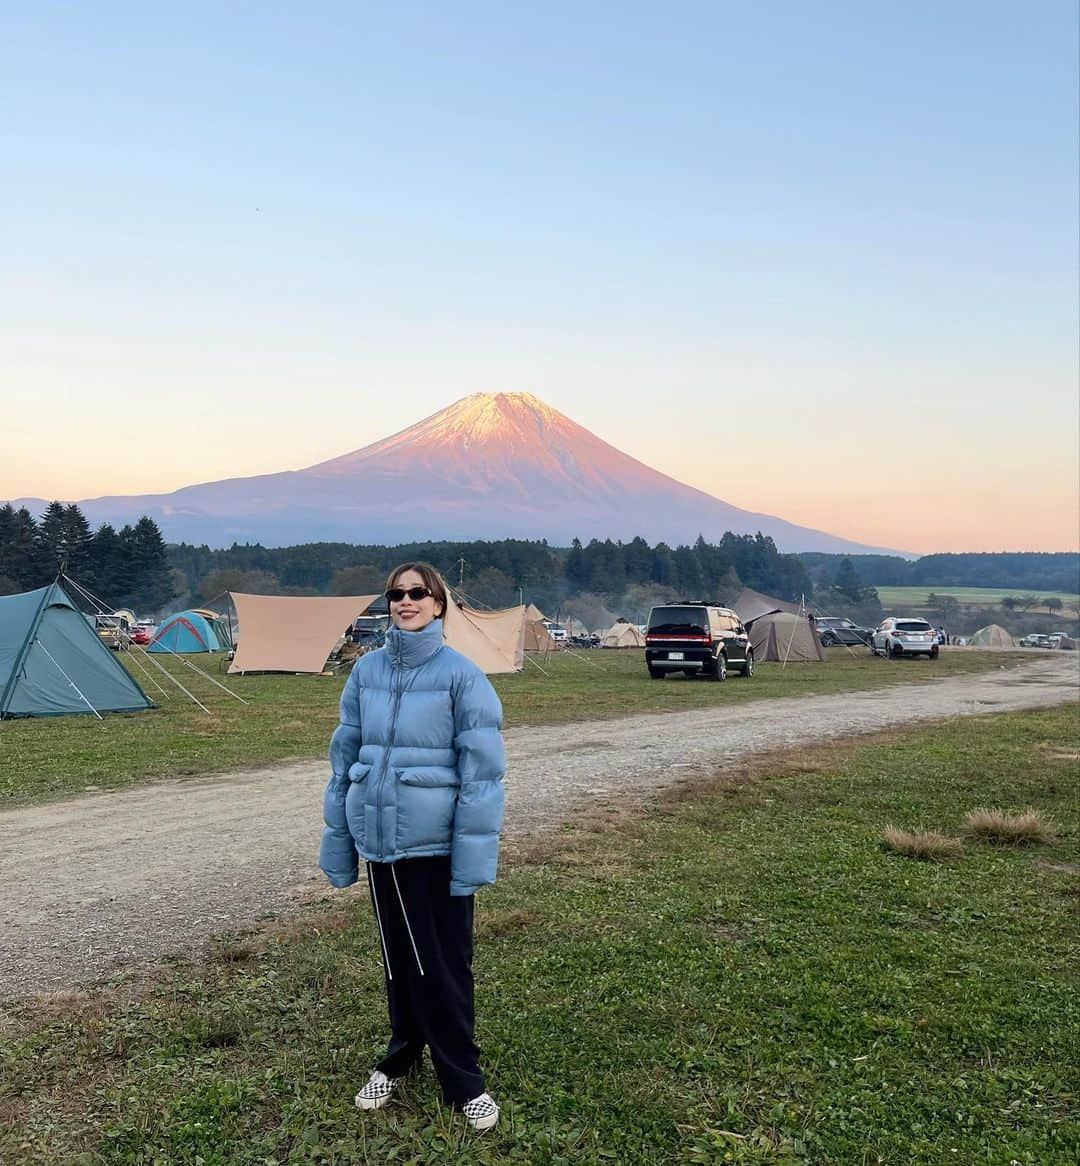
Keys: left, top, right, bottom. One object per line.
{"left": 385, "top": 586, "right": 434, "bottom": 603}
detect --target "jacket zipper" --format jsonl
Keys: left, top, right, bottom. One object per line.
{"left": 375, "top": 649, "right": 405, "bottom": 858}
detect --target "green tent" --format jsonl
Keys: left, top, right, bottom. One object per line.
{"left": 0, "top": 582, "right": 153, "bottom": 718}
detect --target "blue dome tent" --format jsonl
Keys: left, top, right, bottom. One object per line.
{"left": 148, "top": 610, "right": 229, "bottom": 654}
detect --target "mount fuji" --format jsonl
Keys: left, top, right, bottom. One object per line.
{"left": 12, "top": 392, "right": 899, "bottom": 554}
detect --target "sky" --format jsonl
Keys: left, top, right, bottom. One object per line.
{"left": 2, "top": 1, "right": 1078, "bottom": 554}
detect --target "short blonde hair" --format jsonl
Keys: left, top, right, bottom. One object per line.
{"left": 385, "top": 561, "right": 447, "bottom": 619}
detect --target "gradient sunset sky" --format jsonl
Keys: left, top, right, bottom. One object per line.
{"left": 3, "top": 2, "right": 1078, "bottom": 554}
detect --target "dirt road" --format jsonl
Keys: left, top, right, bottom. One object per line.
{"left": 2, "top": 654, "right": 1076, "bottom": 998}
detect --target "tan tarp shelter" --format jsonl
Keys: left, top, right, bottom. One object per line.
{"left": 732, "top": 587, "right": 801, "bottom": 627}
{"left": 524, "top": 603, "right": 547, "bottom": 622}
{"left": 228, "top": 593, "right": 377, "bottom": 674}
{"left": 524, "top": 620, "right": 557, "bottom": 651}
{"left": 443, "top": 601, "right": 525, "bottom": 673}
{"left": 750, "top": 612, "right": 825, "bottom": 662}
{"left": 969, "top": 624, "right": 1015, "bottom": 648}
{"left": 600, "top": 619, "right": 646, "bottom": 648}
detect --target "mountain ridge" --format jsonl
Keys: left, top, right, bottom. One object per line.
{"left": 8, "top": 392, "right": 908, "bottom": 555}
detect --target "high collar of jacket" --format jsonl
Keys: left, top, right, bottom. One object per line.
{"left": 384, "top": 618, "right": 445, "bottom": 669}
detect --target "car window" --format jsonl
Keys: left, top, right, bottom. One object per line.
{"left": 896, "top": 620, "right": 932, "bottom": 632}
{"left": 648, "top": 606, "right": 709, "bottom": 634}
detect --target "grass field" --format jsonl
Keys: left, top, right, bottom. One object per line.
{"left": 1, "top": 647, "right": 1027, "bottom": 808}
{"left": 874, "top": 586, "right": 1080, "bottom": 616}
{"left": 2, "top": 705, "right": 1076, "bottom": 1164}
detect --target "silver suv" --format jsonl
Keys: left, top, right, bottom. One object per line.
{"left": 871, "top": 617, "right": 939, "bottom": 659}
{"left": 645, "top": 603, "right": 754, "bottom": 680}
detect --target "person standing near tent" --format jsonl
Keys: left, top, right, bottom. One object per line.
{"left": 319, "top": 561, "right": 505, "bottom": 1132}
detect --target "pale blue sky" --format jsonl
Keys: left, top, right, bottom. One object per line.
{"left": 3, "top": 1, "right": 1077, "bottom": 550}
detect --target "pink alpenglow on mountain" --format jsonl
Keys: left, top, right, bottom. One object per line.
{"left": 10, "top": 393, "right": 900, "bottom": 553}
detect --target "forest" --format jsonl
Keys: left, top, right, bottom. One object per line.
{"left": 2, "top": 500, "right": 1075, "bottom": 625}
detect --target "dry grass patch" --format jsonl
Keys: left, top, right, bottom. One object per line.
{"left": 882, "top": 825, "right": 963, "bottom": 861}
{"left": 963, "top": 807, "right": 1057, "bottom": 846}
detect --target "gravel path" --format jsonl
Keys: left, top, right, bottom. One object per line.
{"left": 2, "top": 654, "right": 1076, "bottom": 999}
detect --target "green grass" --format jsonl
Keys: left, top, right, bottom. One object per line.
{"left": 1, "top": 647, "right": 1023, "bottom": 807}
{"left": 874, "top": 585, "right": 1080, "bottom": 616}
{"left": 2, "top": 705, "right": 1077, "bottom": 1164}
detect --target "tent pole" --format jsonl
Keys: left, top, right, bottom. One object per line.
{"left": 781, "top": 599, "right": 804, "bottom": 670}
{"left": 33, "top": 639, "right": 104, "bottom": 720}
{"left": 138, "top": 649, "right": 215, "bottom": 715}
{"left": 142, "top": 644, "right": 248, "bottom": 704}
{"left": 523, "top": 654, "right": 551, "bottom": 676}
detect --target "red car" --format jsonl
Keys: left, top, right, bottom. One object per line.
{"left": 130, "top": 625, "right": 153, "bottom": 645}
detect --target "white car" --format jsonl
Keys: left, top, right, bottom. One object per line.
{"left": 871, "top": 617, "right": 939, "bottom": 659}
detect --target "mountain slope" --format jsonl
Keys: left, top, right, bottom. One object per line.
{"left": 10, "top": 392, "right": 903, "bottom": 553}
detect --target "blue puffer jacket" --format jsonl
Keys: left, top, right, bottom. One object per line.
{"left": 319, "top": 618, "right": 505, "bottom": 896}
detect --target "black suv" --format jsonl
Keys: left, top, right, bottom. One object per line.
{"left": 644, "top": 603, "right": 753, "bottom": 680}
{"left": 813, "top": 616, "right": 872, "bottom": 647}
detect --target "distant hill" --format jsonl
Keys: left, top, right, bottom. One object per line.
{"left": 9, "top": 392, "right": 905, "bottom": 555}
{"left": 798, "top": 551, "right": 1080, "bottom": 593}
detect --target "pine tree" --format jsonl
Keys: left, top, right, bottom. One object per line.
{"left": 128, "top": 516, "right": 175, "bottom": 612}
{"left": 61, "top": 504, "right": 93, "bottom": 581}
{"left": 36, "top": 501, "right": 69, "bottom": 576}
{"left": 88, "top": 523, "right": 123, "bottom": 596}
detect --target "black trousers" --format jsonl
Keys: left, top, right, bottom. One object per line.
{"left": 366, "top": 856, "right": 485, "bottom": 1104}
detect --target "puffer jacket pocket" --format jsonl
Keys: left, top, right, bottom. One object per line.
{"left": 344, "top": 763, "right": 372, "bottom": 847}
{"left": 395, "top": 766, "right": 459, "bottom": 852}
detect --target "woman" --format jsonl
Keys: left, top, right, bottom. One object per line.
{"left": 319, "top": 562, "right": 505, "bottom": 1131}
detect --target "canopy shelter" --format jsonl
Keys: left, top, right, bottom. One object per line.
{"left": 524, "top": 603, "right": 548, "bottom": 623}
{"left": 600, "top": 619, "right": 646, "bottom": 648}
{"left": 969, "top": 624, "right": 1015, "bottom": 648}
{"left": 749, "top": 612, "right": 825, "bottom": 663}
{"left": 732, "top": 587, "right": 801, "bottom": 628}
{"left": 228, "top": 593, "right": 378, "bottom": 674}
{"left": 148, "top": 610, "right": 230, "bottom": 654}
{"left": 443, "top": 599, "right": 526, "bottom": 673}
{"left": 0, "top": 582, "right": 153, "bottom": 718}
{"left": 524, "top": 619, "right": 557, "bottom": 652}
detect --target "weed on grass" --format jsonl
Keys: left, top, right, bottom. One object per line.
{"left": 881, "top": 825, "right": 963, "bottom": 861}
{"left": 963, "top": 806, "right": 1059, "bottom": 845}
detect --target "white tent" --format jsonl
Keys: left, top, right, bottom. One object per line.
{"left": 600, "top": 619, "right": 646, "bottom": 648}
{"left": 969, "top": 624, "right": 1015, "bottom": 648}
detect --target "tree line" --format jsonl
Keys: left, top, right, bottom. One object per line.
{"left": 798, "top": 551, "right": 1079, "bottom": 593}
{"left": 0, "top": 503, "right": 174, "bottom": 611}
{"left": 169, "top": 531, "right": 832, "bottom": 622}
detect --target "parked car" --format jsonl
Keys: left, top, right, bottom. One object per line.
{"left": 130, "top": 624, "right": 154, "bottom": 645}
{"left": 871, "top": 617, "right": 939, "bottom": 659}
{"left": 644, "top": 602, "right": 753, "bottom": 680}
{"left": 93, "top": 613, "right": 133, "bottom": 650}
{"left": 814, "top": 616, "right": 873, "bottom": 647}
{"left": 543, "top": 622, "right": 568, "bottom": 643}
{"left": 1019, "top": 633, "right": 1052, "bottom": 648}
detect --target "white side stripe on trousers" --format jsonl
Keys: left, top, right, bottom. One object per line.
{"left": 391, "top": 865, "right": 426, "bottom": 977}
{"left": 366, "top": 862, "right": 393, "bottom": 981}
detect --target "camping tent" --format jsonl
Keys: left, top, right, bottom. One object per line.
{"left": 0, "top": 582, "right": 153, "bottom": 718}
{"left": 524, "top": 620, "right": 557, "bottom": 652}
{"left": 443, "top": 601, "right": 526, "bottom": 673}
{"left": 227, "top": 593, "right": 377, "bottom": 674}
{"left": 600, "top": 619, "right": 646, "bottom": 648}
{"left": 749, "top": 612, "right": 826, "bottom": 662}
{"left": 148, "top": 610, "right": 230, "bottom": 654}
{"left": 732, "top": 587, "right": 801, "bottom": 627}
{"left": 969, "top": 624, "right": 1015, "bottom": 648}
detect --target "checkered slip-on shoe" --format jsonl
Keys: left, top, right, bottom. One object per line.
{"left": 462, "top": 1091, "right": 499, "bottom": 1131}
{"left": 354, "top": 1070, "right": 402, "bottom": 1111}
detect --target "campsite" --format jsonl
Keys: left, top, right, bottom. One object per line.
{"left": 2, "top": 648, "right": 1077, "bottom": 1164}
